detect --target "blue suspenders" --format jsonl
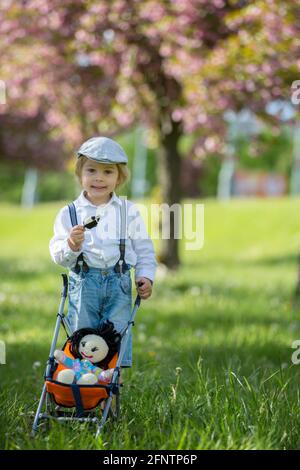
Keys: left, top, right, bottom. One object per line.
{"left": 67, "top": 199, "right": 129, "bottom": 274}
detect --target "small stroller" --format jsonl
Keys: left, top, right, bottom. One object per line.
{"left": 32, "top": 274, "right": 141, "bottom": 438}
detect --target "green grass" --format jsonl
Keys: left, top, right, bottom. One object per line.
{"left": 1, "top": 197, "right": 300, "bottom": 449}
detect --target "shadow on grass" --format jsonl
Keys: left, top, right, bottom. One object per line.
{"left": 153, "top": 276, "right": 293, "bottom": 313}
{"left": 3, "top": 334, "right": 296, "bottom": 409}
{"left": 1, "top": 254, "right": 297, "bottom": 385}
{"left": 187, "top": 254, "right": 298, "bottom": 268}
{"left": 0, "top": 256, "right": 65, "bottom": 281}
{"left": 1, "top": 248, "right": 300, "bottom": 449}
{"left": 247, "top": 254, "right": 298, "bottom": 267}
{"left": 3, "top": 332, "right": 294, "bottom": 380}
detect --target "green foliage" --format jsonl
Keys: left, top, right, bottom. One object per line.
{"left": 0, "top": 197, "right": 300, "bottom": 449}
{"left": 200, "top": 154, "right": 222, "bottom": 197}
{"left": 0, "top": 129, "right": 158, "bottom": 204}
{"left": 0, "top": 163, "right": 78, "bottom": 204}
{"left": 38, "top": 171, "right": 77, "bottom": 202}
{"left": 235, "top": 126, "right": 294, "bottom": 174}
{"left": 118, "top": 130, "right": 158, "bottom": 199}
{"left": 0, "top": 162, "right": 24, "bottom": 204}
{"left": 198, "top": 125, "right": 294, "bottom": 198}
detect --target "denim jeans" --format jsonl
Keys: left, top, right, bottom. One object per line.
{"left": 65, "top": 266, "right": 132, "bottom": 367}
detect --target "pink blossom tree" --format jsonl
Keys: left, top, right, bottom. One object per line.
{"left": 0, "top": 0, "right": 298, "bottom": 266}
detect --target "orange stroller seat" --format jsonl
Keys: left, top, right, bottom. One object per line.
{"left": 46, "top": 341, "right": 118, "bottom": 410}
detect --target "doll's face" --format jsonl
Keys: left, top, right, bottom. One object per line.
{"left": 78, "top": 334, "right": 109, "bottom": 363}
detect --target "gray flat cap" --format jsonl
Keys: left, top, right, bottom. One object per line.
{"left": 77, "top": 137, "right": 128, "bottom": 164}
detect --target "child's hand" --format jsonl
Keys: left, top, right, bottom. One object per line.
{"left": 135, "top": 277, "right": 153, "bottom": 300}
{"left": 68, "top": 225, "right": 85, "bottom": 252}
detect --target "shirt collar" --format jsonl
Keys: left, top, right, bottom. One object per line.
{"left": 76, "top": 190, "right": 122, "bottom": 208}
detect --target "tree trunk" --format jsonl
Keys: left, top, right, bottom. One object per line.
{"left": 157, "top": 119, "right": 182, "bottom": 269}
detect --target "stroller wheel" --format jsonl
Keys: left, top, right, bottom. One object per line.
{"left": 31, "top": 414, "right": 51, "bottom": 437}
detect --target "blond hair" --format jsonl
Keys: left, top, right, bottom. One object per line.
{"left": 75, "top": 155, "right": 130, "bottom": 190}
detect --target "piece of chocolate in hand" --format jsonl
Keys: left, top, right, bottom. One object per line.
{"left": 83, "top": 215, "right": 101, "bottom": 229}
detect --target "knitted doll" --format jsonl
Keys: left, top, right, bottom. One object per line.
{"left": 54, "top": 321, "right": 120, "bottom": 385}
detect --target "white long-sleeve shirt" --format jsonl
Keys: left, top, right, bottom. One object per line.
{"left": 49, "top": 191, "right": 157, "bottom": 282}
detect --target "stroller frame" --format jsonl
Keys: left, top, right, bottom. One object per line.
{"left": 32, "top": 274, "right": 141, "bottom": 438}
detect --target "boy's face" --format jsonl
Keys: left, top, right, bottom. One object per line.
{"left": 81, "top": 159, "right": 120, "bottom": 205}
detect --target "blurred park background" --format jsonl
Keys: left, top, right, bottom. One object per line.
{"left": 1, "top": 0, "right": 300, "bottom": 450}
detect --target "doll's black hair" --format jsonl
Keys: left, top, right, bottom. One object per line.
{"left": 68, "top": 321, "right": 121, "bottom": 369}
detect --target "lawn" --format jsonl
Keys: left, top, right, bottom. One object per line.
{"left": 0, "top": 197, "right": 300, "bottom": 450}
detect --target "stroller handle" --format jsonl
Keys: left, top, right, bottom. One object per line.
{"left": 135, "top": 294, "right": 141, "bottom": 307}
{"left": 61, "top": 273, "right": 68, "bottom": 298}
